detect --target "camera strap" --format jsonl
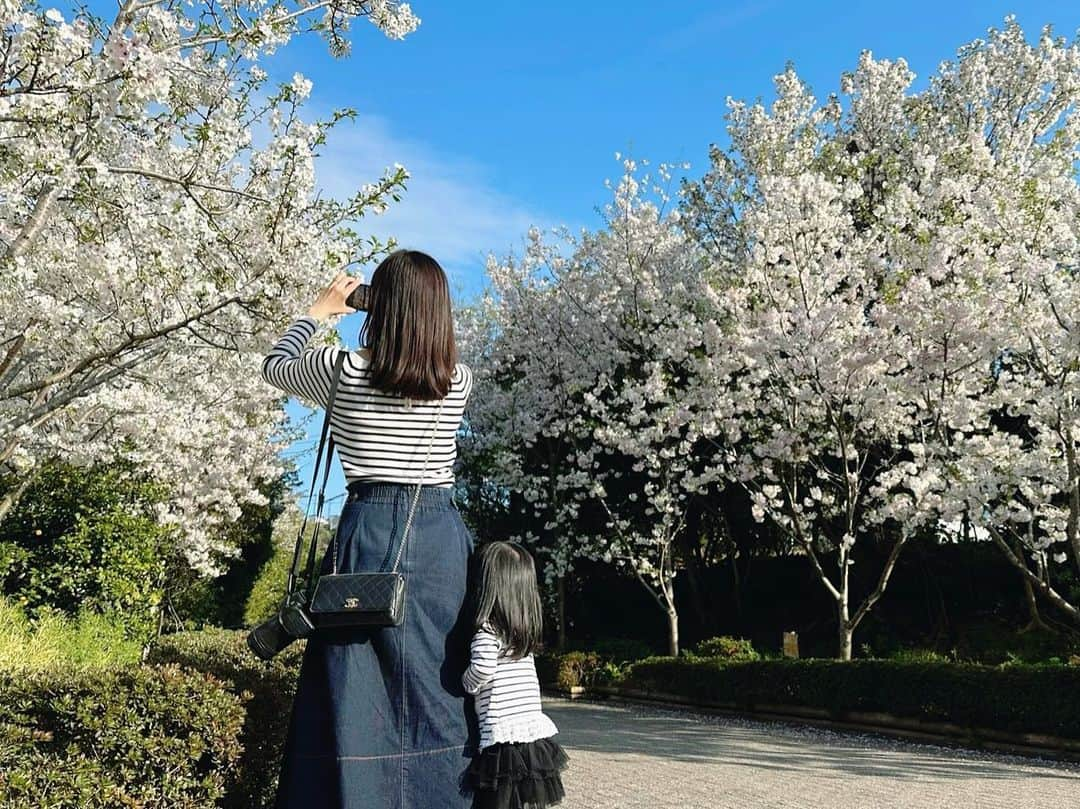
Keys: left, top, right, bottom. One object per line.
{"left": 285, "top": 349, "right": 348, "bottom": 600}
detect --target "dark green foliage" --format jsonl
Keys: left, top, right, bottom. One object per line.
{"left": 0, "top": 663, "right": 245, "bottom": 807}
{"left": 692, "top": 636, "right": 761, "bottom": 661}
{"left": 536, "top": 650, "right": 604, "bottom": 691}
{"left": 0, "top": 460, "right": 172, "bottom": 641}
{"left": 585, "top": 637, "right": 658, "bottom": 662}
{"left": 147, "top": 627, "right": 303, "bottom": 809}
{"left": 620, "top": 657, "right": 1080, "bottom": 739}
{"left": 203, "top": 476, "right": 292, "bottom": 628}
{"left": 165, "top": 474, "right": 295, "bottom": 631}
{"left": 950, "top": 619, "right": 1080, "bottom": 664}
{"left": 242, "top": 540, "right": 293, "bottom": 628}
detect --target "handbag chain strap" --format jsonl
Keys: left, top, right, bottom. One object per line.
{"left": 331, "top": 384, "right": 447, "bottom": 575}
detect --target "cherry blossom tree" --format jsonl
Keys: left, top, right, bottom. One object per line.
{"left": 462, "top": 16, "right": 1080, "bottom": 661}
{"left": 463, "top": 161, "right": 716, "bottom": 655}
{"left": 685, "top": 17, "right": 1080, "bottom": 656}
{"left": 901, "top": 19, "right": 1080, "bottom": 624}
{"left": 0, "top": 1, "right": 416, "bottom": 573}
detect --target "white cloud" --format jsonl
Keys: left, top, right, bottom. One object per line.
{"left": 314, "top": 113, "right": 548, "bottom": 293}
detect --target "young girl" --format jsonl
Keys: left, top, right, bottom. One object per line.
{"left": 462, "top": 541, "right": 569, "bottom": 809}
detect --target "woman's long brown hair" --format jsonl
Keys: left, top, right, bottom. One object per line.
{"left": 359, "top": 249, "right": 457, "bottom": 400}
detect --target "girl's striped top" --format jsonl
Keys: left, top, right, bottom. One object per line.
{"left": 462, "top": 625, "right": 559, "bottom": 750}
{"left": 260, "top": 315, "right": 474, "bottom": 488}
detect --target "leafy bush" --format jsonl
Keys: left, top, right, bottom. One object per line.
{"left": 950, "top": 618, "right": 1079, "bottom": 664}
{"left": 0, "top": 460, "right": 172, "bottom": 641}
{"left": 0, "top": 596, "right": 141, "bottom": 671}
{"left": 620, "top": 656, "right": 1080, "bottom": 739}
{"left": 148, "top": 627, "right": 303, "bottom": 809}
{"left": 693, "top": 635, "right": 761, "bottom": 661}
{"left": 889, "top": 647, "right": 956, "bottom": 664}
{"left": 0, "top": 663, "right": 244, "bottom": 807}
{"left": 595, "top": 659, "right": 628, "bottom": 686}
{"left": 536, "top": 650, "right": 604, "bottom": 691}
{"left": 243, "top": 530, "right": 299, "bottom": 628}
{"left": 243, "top": 547, "right": 292, "bottom": 627}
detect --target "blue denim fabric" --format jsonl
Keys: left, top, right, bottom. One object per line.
{"left": 274, "top": 482, "right": 477, "bottom": 809}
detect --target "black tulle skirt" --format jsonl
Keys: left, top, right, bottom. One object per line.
{"left": 465, "top": 736, "right": 569, "bottom": 809}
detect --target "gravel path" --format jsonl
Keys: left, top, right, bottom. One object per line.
{"left": 545, "top": 697, "right": 1080, "bottom": 809}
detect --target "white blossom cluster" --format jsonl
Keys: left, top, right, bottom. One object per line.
{"left": 0, "top": 1, "right": 417, "bottom": 574}
{"left": 459, "top": 18, "right": 1080, "bottom": 653}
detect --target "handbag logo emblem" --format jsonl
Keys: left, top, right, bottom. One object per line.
{"left": 344, "top": 597, "right": 360, "bottom": 608}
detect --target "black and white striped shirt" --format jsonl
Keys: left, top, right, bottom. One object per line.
{"left": 462, "top": 626, "right": 558, "bottom": 750}
{"left": 261, "top": 315, "right": 474, "bottom": 488}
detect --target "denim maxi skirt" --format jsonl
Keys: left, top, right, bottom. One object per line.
{"left": 274, "top": 482, "right": 478, "bottom": 809}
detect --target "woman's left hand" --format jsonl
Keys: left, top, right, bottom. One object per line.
{"left": 307, "top": 272, "right": 363, "bottom": 322}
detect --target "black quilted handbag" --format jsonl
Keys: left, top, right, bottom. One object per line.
{"left": 300, "top": 352, "right": 446, "bottom": 629}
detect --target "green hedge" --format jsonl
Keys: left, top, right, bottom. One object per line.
{"left": 692, "top": 636, "right": 761, "bottom": 661}
{"left": 620, "top": 656, "right": 1080, "bottom": 739}
{"left": 147, "top": 627, "right": 303, "bottom": 809}
{"left": 0, "top": 663, "right": 245, "bottom": 807}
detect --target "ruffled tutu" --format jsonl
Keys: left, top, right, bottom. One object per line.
{"left": 465, "top": 735, "right": 569, "bottom": 809}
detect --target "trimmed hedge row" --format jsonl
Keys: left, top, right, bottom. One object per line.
{"left": 147, "top": 627, "right": 304, "bottom": 809}
{"left": 619, "top": 656, "right": 1080, "bottom": 739}
{"left": 0, "top": 663, "right": 245, "bottom": 808}
{"left": 0, "top": 628, "right": 305, "bottom": 809}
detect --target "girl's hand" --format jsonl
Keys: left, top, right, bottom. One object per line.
{"left": 307, "top": 272, "right": 363, "bottom": 322}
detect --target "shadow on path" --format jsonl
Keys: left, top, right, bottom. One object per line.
{"left": 546, "top": 698, "right": 1080, "bottom": 784}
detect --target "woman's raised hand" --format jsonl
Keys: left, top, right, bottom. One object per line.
{"left": 307, "top": 272, "right": 364, "bottom": 322}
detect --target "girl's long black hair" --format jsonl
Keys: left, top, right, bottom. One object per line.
{"left": 469, "top": 541, "right": 543, "bottom": 659}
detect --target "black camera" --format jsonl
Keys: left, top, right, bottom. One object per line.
{"left": 246, "top": 589, "right": 316, "bottom": 661}
{"left": 345, "top": 282, "right": 372, "bottom": 312}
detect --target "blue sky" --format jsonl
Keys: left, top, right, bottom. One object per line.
{"left": 75, "top": 1, "right": 1080, "bottom": 512}
{"left": 266, "top": 1, "right": 1076, "bottom": 510}
{"left": 269, "top": 2, "right": 1076, "bottom": 298}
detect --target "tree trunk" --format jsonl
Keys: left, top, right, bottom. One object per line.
{"left": 990, "top": 525, "right": 1080, "bottom": 625}
{"left": 1018, "top": 551, "right": 1051, "bottom": 633}
{"left": 0, "top": 464, "right": 45, "bottom": 527}
{"left": 838, "top": 596, "right": 853, "bottom": 661}
{"left": 556, "top": 573, "right": 567, "bottom": 651}
{"left": 730, "top": 552, "right": 743, "bottom": 624}
{"left": 1063, "top": 439, "right": 1080, "bottom": 579}
{"left": 666, "top": 608, "right": 680, "bottom": 657}
{"left": 1020, "top": 573, "right": 1051, "bottom": 633}
{"left": 682, "top": 548, "right": 709, "bottom": 631}
{"left": 838, "top": 622, "right": 853, "bottom": 661}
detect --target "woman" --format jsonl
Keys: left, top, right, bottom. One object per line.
{"left": 262, "top": 250, "right": 477, "bottom": 809}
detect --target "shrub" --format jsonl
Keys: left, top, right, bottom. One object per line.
{"left": 243, "top": 506, "right": 314, "bottom": 628}
{"left": 595, "top": 660, "right": 628, "bottom": 686}
{"left": 951, "top": 618, "right": 1078, "bottom": 664}
{"left": 536, "top": 650, "right": 603, "bottom": 691}
{"left": 0, "top": 663, "right": 244, "bottom": 807}
{"left": 0, "top": 596, "right": 141, "bottom": 671}
{"left": 148, "top": 627, "right": 303, "bottom": 809}
{"left": 620, "top": 656, "right": 1080, "bottom": 739}
{"left": 889, "top": 647, "right": 956, "bottom": 664}
{"left": 0, "top": 460, "right": 171, "bottom": 641}
{"left": 244, "top": 539, "right": 294, "bottom": 628}
{"left": 693, "top": 635, "right": 761, "bottom": 662}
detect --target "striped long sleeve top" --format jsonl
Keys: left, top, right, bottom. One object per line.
{"left": 462, "top": 625, "right": 559, "bottom": 750}
{"left": 260, "top": 315, "right": 474, "bottom": 488}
